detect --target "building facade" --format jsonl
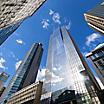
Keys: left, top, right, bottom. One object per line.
{"left": 84, "top": 1, "right": 104, "bottom": 35}
{"left": 0, "top": 0, "right": 46, "bottom": 45}
{"left": 42, "top": 27, "right": 100, "bottom": 104}
{"left": 86, "top": 43, "right": 104, "bottom": 88}
{"left": 86, "top": 43, "right": 104, "bottom": 103}
{"left": 0, "top": 21, "right": 22, "bottom": 45}
{"left": 0, "top": 43, "right": 43, "bottom": 104}
{"left": 7, "top": 81, "right": 43, "bottom": 104}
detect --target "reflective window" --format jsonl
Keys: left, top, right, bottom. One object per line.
{"left": 43, "top": 27, "right": 98, "bottom": 103}
{"left": 97, "top": 51, "right": 104, "bottom": 57}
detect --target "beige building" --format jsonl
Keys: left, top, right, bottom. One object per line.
{"left": 84, "top": 2, "right": 104, "bottom": 35}
{"left": 0, "top": 0, "right": 46, "bottom": 29}
{"left": 0, "top": 0, "right": 46, "bottom": 45}
{"left": 7, "top": 81, "right": 43, "bottom": 104}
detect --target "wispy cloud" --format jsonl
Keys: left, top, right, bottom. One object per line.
{"left": 41, "top": 19, "right": 50, "bottom": 29}
{"left": 0, "top": 57, "right": 6, "bottom": 70}
{"left": 49, "top": 9, "right": 61, "bottom": 24}
{"left": 65, "top": 21, "right": 71, "bottom": 30}
{"left": 10, "top": 51, "right": 18, "bottom": 61}
{"left": 14, "top": 32, "right": 20, "bottom": 36}
{"left": 41, "top": 9, "right": 71, "bottom": 30}
{"left": 52, "top": 12, "right": 61, "bottom": 24}
{"left": 49, "top": 9, "right": 54, "bottom": 15}
{"left": 15, "top": 60, "right": 22, "bottom": 70}
{"left": 0, "top": 52, "right": 3, "bottom": 56}
{"left": 85, "top": 33, "right": 101, "bottom": 46}
{"left": 16, "top": 39, "right": 25, "bottom": 45}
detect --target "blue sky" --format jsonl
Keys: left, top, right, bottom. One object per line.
{"left": 0, "top": 0, "right": 104, "bottom": 85}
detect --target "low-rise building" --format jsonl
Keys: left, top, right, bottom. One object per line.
{"left": 7, "top": 81, "right": 43, "bottom": 104}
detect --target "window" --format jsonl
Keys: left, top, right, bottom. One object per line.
{"left": 91, "top": 54, "right": 96, "bottom": 60}
{"left": 97, "top": 51, "right": 104, "bottom": 57}
{"left": 97, "top": 60, "right": 104, "bottom": 70}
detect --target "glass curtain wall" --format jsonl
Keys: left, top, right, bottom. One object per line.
{"left": 43, "top": 26, "right": 99, "bottom": 104}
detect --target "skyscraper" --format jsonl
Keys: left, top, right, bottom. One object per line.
{"left": 86, "top": 43, "right": 104, "bottom": 89}
{"left": 0, "top": 43, "right": 43, "bottom": 104}
{"left": 84, "top": 1, "right": 104, "bottom": 35}
{"left": 0, "top": 0, "right": 46, "bottom": 45}
{"left": 42, "top": 27, "right": 100, "bottom": 104}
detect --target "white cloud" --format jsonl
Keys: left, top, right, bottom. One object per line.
{"left": 41, "top": 9, "right": 71, "bottom": 30}
{"left": 49, "top": 9, "right": 54, "bottom": 15}
{"left": 41, "top": 19, "right": 50, "bottom": 29}
{"left": 52, "top": 12, "right": 61, "bottom": 24}
{"left": 51, "top": 72, "right": 64, "bottom": 83}
{"left": 16, "top": 39, "right": 23, "bottom": 44}
{"left": 36, "top": 68, "right": 46, "bottom": 82}
{"left": 0, "top": 57, "right": 6, "bottom": 69}
{"left": 85, "top": 33, "right": 101, "bottom": 46}
{"left": 16, "top": 39, "right": 25, "bottom": 45}
{"left": 36, "top": 68, "right": 64, "bottom": 84}
{"left": 15, "top": 60, "right": 22, "bottom": 70}
{"left": 65, "top": 21, "right": 71, "bottom": 30}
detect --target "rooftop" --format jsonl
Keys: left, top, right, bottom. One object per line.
{"left": 94, "top": 43, "right": 104, "bottom": 50}
{"left": 85, "top": 43, "right": 104, "bottom": 57}
{"left": 86, "top": 2, "right": 104, "bottom": 19}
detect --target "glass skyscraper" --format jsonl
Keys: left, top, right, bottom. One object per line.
{"left": 0, "top": 43, "right": 43, "bottom": 104}
{"left": 42, "top": 27, "right": 100, "bottom": 104}
{"left": 0, "top": 0, "right": 46, "bottom": 45}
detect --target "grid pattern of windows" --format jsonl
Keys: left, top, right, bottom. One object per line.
{"left": 86, "top": 47, "right": 104, "bottom": 89}
{"left": 43, "top": 27, "right": 100, "bottom": 104}
{"left": 0, "top": 0, "right": 46, "bottom": 28}
{"left": 0, "top": 43, "right": 42, "bottom": 104}
{"left": 0, "top": 0, "right": 46, "bottom": 45}
{"left": 84, "top": 13, "right": 104, "bottom": 34}
{"left": 7, "top": 82, "right": 43, "bottom": 104}
{"left": 94, "top": 58, "right": 104, "bottom": 77}
{"left": 0, "top": 20, "right": 22, "bottom": 45}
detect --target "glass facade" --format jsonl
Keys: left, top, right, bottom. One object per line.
{"left": 0, "top": 21, "right": 22, "bottom": 45}
{"left": 0, "top": 0, "right": 46, "bottom": 45}
{"left": 42, "top": 27, "right": 100, "bottom": 104}
{"left": 0, "top": 43, "right": 43, "bottom": 104}
{"left": 86, "top": 46, "right": 104, "bottom": 88}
